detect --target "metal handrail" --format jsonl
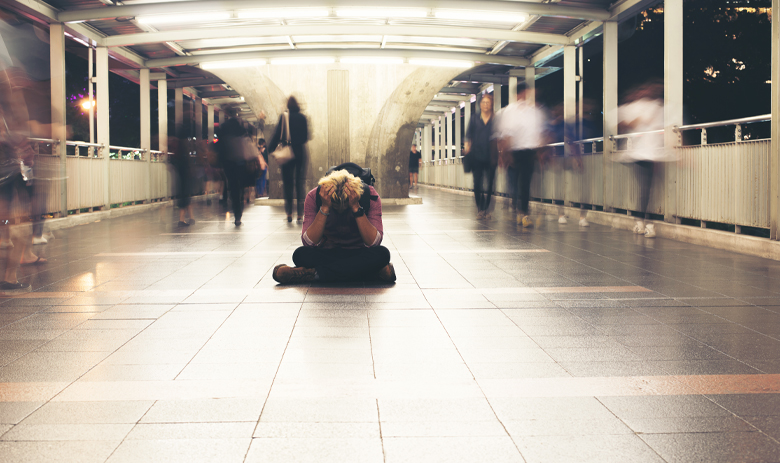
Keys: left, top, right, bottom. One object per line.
{"left": 675, "top": 114, "right": 771, "bottom": 132}
{"left": 109, "top": 145, "right": 146, "bottom": 152}
{"left": 67, "top": 141, "right": 103, "bottom": 148}
{"left": 573, "top": 137, "right": 604, "bottom": 144}
{"left": 610, "top": 129, "right": 664, "bottom": 140}
{"left": 29, "top": 137, "right": 59, "bottom": 144}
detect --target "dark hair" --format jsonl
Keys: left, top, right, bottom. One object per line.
{"left": 287, "top": 96, "right": 300, "bottom": 113}
{"left": 258, "top": 138, "right": 266, "bottom": 146}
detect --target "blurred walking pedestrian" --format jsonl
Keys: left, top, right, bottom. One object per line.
{"left": 216, "top": 106, "right": 252, "bottom": 226}
{"left": 270, "top": 96, "right": 309, "bottom": 223}
{"left": 168, "top": 133, "right": 194, "bottom": 226}
{"left": 465, "top": 93, "right": 498, "bottom": 219}
{"left": 408, "top": 144, "right": 421, "bottom": 190}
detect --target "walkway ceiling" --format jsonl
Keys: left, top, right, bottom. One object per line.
{"left": 0, "top": 0, "right": 659, "bottom": 123}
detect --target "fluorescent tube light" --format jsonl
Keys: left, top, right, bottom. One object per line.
{"left": 335, "top": 8, "right": 428, "bottom": 18}
{"left": 434, "top": 9, "right": 529, "bottom": 23}
{"left": 237, "top": 8, "right": 330, "bottom": 19}
{"left": 339, "top": 57, "right": 405, "bottom": 64}
{"left": 137, "top": 12, "right": 231, "bottom": 25}
{"left": 270, "top": 57, "right": 336, "bottom": 65}
{"left": 201, "top": 59, "right": 266, "bottom": 70}
{"left": 408, "top": 59, "right": 473, "bottom": 68}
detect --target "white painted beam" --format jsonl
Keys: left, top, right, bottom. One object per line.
{"left": 602, "top": 21, "right": 617, "bottom": 213}
{"left": 50, "top": 24, "right": 67, "bottom": 216}
{"left": 772, "top": 0, "right": 780, "bottom": 239}
{"left": 96, "top": 46, "right": 110, "bottom": 207}
{"left": 664, "top": 0, "right": 682, "bottom": 223}
{"left": 158, "top": 79, "right": 168, "bottom": 153}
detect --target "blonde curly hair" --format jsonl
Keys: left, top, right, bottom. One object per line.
{"left": 318, "top": 170, "right": 364, "bottom": 212}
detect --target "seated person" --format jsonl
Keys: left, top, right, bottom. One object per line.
{"left": 273, "top": 169, "right": 396, "bottom": 284}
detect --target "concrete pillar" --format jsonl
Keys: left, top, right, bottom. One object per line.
{"left": 664, "top": 0, "right": 683, "bottom": 223}
{"left": 49, "top": 24, "right": 67, "bottom": 216}
{"left": 771, "top": 0, "right": 780, "bottom": 238}
{"left": 445, "top": 111, "right": 452, "bottom": 158}
{"left": 424, "top": 123, "right": 431, "bottom": 162}
{"left": 603, "top": 21, "right": 618, "bottom": 213}
{"left": 174, "top": 88, "right": 183, "bottom": 136}
{"left": 157, "top": 79, "right": 167, "bottom": 153}
{"left": 508, "top": 76, "right": 517, "bottom": 104}
{"left": 207, "top": 104, "right": 214, "bottom": 142}
{"left": 464, "top": 98, "right": 472, "bottom": 137}
{"left": 434, "top": 119, "right": 440, "bottom": 160}
{"left": 140, "top": 68, "right": 151, "bottom": 202}
{"left": 455, "top": 106, "right": 462, "bottom": 158}
{"left": 525, "top": 67, "right": 536, "bottom": 105}
{"left": 96, "top": 46, "right": 110, "bottom": 207}
{"left": 193, "top": 96, "right": 202, "bottom": 140}
{"left": 493, "top": 84, "right": 502, "bottom": 112}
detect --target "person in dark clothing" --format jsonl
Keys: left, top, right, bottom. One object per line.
{"left": 465, "top": 93, "right": 498, "bottom": 219}
{"left": 169, "top": 134, "right": 194, "bottom": 226}
{"left": 215, "top": 106, "right": 250, "bottom": 226}
{"left": 269, "top": 96, "right": 309, "bottom": 223}
{"left": 255, "top": 139, "right": 268, "bottom": 197}
{"left": 408, "top": 145, "right": 421, "bottom": 189}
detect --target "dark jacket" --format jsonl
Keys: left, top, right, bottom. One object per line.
{"left": 466, "top": 115, "right": 498, "bottom": 166}
{"left": 269, "top": 111, "right": 309, "bottom": 152}
{"left": 215, "top": 117, "right": 248, "bottom": 164}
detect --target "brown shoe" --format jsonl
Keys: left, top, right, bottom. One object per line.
{"left": 377, "top": 263, "right": 396, "bottom": 283}
{"left": 273, "top": 264, "right": 316, "bottom": 284}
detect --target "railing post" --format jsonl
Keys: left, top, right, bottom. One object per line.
{"left": 96, "top": 46, "right": 110, "bottom": 209}
{"left": 772, "top": 0, "right": 780, "bottom": 239}
{"left": 701, "top": 128, "right": 707, "bottom": 145}
{"left": 454, "top": 105, "right": 461, "bottom": 159}
{"left": 157, "top": 78, "right": 168, "bottom": 154}
{"left": 602, "top": 21, "right": 618, "bottom": 212}
{"left": 50, "top": 24, "right": 68, "bottom": 217}
{"left": 140, "top": 68, "right": 151, "bottom": 203}
{"left": 664, "top": 0, "right": 683, "bottom": 224}
{"left": 734, "top": 124, "right": 742, "bottom": 143}
{"left": 563, "top": 45, "right": 576, "bottom": 207}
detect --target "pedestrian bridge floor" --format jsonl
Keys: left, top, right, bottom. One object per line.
{"left": 1, "top": 186, "right": 780, "bottom": 462}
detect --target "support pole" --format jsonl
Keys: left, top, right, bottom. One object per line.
{"left": 563, "top": 45, "right": 576, "bottom": 207}
{"left": 771, "top": 0, "right": 780, "bottom": 239}
{"left": 664, "top": 0, "right": 683, "bottom": 223}
{"left": 207, "top": 104, "right": 214, "bottom": 142}
{"left": 579, "top": 46, "right": 585, "bottom": 140}
{"left": 174, "top": 88, "right": 183, "bottom": 137}
{"left": 88, "top": 46, "right": 94, "bottom": 149}
{"left": 493, "top": 84, "right": 502, "bottom": 112}
{"left": 96, "top": 46, "right": 110, "bottom": 208}
{"left": 140, "top": 68, "right": 151, "bottom": 202}
{"left": 157, "top": 78, "right": 168, "bottom": 153}
{"left": 445, "top": 111, "right": 452, "bottom": 158}
{"left": 525, "top": 67, "right": 536, "bottom": 105}
{"left": 464, "top": 97, "right": 472, "bottom": 137}
{"left": 424, "top": 123, "right": 431, "bottom": 163}
{"left": 193, "top": 96, "right": 202, "bottom": 140}
{"left": 508, "top": 76, "right": 517, "bottom": 104}
{"left": 435, "top": 118, "right": 440, "bottom": 161}
{"left": 603, "top": 21, "right": 618, "bottom": 213}
{"left": 455, "top": 105, "right": 462, "bottom": 158}
{"left": 50, "top": 24, "right": 67, "bottom": 217}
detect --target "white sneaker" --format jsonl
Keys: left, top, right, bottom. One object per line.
{"left": 579, "top": 218, "right": 589, "bottom": 227}
{"left": 32, "top": 236, "right": 48, "bottom": 245}
{"left": 43, "top": 232, "right": 54, "bottom": 241}
{"left": 644, "top": 224, "right": 656, "bottom": 238}
{"left": 633, "top": 221, "right": 645, "bottom": 234}
{"left": 558, "top": 216, "right": 568, "bottom": 224}
{"left": 0, "top": 239, "right": 12, "bottom": 249}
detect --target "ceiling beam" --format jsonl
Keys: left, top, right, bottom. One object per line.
{"left": 57, "top": 0, "right": 610, "bottom": 23}
{"left": 609, "top": 0, "right": 660, "bottom": 21}
{"left": 145, "top": 48, "right": 530, "bottom": 68}
{"left": 198, "top": 90, "right": 240, "bottom": 98}
{"left": 165, "top": 78, "right": 226, "bottom": 88}
{"left": 104, "top": 24, "right": 568, "bottom": 47}
{"left": 438, "top": 86, "right": 481, "bottom": 94}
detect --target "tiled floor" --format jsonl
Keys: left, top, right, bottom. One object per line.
{"left": 1, "top": 187, "right": 780, "bottom": 462}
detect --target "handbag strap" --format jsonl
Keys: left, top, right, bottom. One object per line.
{"left": 284, "top": 111, "right": 291, "bottom": 144}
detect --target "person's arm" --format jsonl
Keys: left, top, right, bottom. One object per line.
{"left": 464, "top": 119, "right": 473, "bottom": 154}
{"left": 302, "top": 184, "right": 334, "bottom": 246}
{"left": 347, "top": 184, "right": 380, "bottom": 246}
{"left": 268, "top": 115, "right": 283, "bottom": 153}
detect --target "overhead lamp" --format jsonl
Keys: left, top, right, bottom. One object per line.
{"left": 334, "top": 8, "right": 428, "bottom": 18}
{"left": 201, "top": 59, "right": 267, "bottom": 70}
{"left": 339, "top": 57, "right": 405, "bottom": 64}
{"left": 237, "top": 8, "right": 330, "bottom": 19}
{"left": 270, "top": 57, "right": 336, "bottom": 65}
{"left": 434, "top": 9, "right": 529, "bottom": 23}
{"left": 81, "top": 99, "right": 95, "bottom": 110}
{"left": 137, "top": 11, "right": 231, "bottom": 25}
{"left": 408, "top": 59, "right": 473, "bottom": 68}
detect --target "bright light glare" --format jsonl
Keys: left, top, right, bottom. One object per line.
{"left": 81, "top": 100, "right": 95, "bottom": 110}
{"left": 335, "top": 8, "right": 428, "bottom": 18}
{"left": 270, "top": 57, "right": 336, "bottom": 65}
{"left": 339, "top": 57, "right": 405, "bottom": 64}
{"left": 201, "top": 59, "right": 267, "bottom": 70}
{"left": 408, "top": 59, "right": 473, "bottom": 68}
{"left": 137, "top": 12, "right": 231, "bottom": 24}
{"left": 434, "top": 9, "right": 529, "bottom": 23}
{"left": 237, "top": 8, "right": 330, "bottom": 19}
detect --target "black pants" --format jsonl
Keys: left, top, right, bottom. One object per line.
{"left": 636, "top": 160, "right": 654, "bottom": 217}
{"left": 222, "top": 161, "right": 245, "bottom": 222}
{"left": 292, "top": 246, "right": 391, "bottom": 282}
{"left": 472, "top": 160, "right": 495, "bottom": 212}
{"left": 282, "top": 147, "right": 306, "bottom": 218}
{"left": 513, "top": 149, "right": 537, "bottom": 215}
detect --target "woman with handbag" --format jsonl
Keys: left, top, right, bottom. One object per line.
{"left": 269, "top": 96, "right": 309, "bottom": 223}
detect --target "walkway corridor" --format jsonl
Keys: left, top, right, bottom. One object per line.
{"left": 2, "top": 187, "right": 780, "bottom": 462}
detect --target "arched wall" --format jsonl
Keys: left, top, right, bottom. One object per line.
{"left": 210, "top": 64, "right": 467, "bottom": 198}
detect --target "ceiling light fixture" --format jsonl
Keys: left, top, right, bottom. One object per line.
{"left": 339, "top": 57, "right": 405, "bottom": 64}
{"left": 270, "top": 57, "right": 336, "bottom": 65}
{"left": 334, "top": 8, "right": 428, "bottom": 18}
{"left": 137, "top": 11, "right": 231, "bottom": 24}
{"left": 433, "top": 9, "right": 529, "bottom": 23}
{"left": 408, "top": 59, "right": 473, "bottom": 68}
{"left": 237, "top": 8, "right": 330, "bottom": 19}
{"left": 201, "top": 59, "right": 267, "bottom": 70}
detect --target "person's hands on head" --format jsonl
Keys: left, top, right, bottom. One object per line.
{"left": 345, "top": 181, "right": 362, "bottom": 213}
{"left": 319, "top": 182, "right": 334, "bottom": 213}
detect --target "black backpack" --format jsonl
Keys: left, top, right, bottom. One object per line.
{"left": 326, "top": 162, "right": 375, "bottom": 186}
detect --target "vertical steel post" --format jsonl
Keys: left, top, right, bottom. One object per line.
{"left": 87, "top": 46, "right": 94, "bottom": 150}
{"left": 455, "top": 105, "right": 462, "bottom": 158}
{"left": 157, "top": 79, "right": 168, "bottom": 153}
{"left": 207, "top": 104, "right": 214, "bottom": 142}
{"left": 493, "top": 84, "right": 502, "bottom": 112}
{"left": 435, "top": 118, "right": 440, "bottom": 161}
{"left": 194, "top": 97, "right": 202, "bottom": 141}
{"left": 525, "top": 67, "right": 536, "bottom": 105}
{"left": 140, "top": 68, "right": 151, "bottom": 202}
{"left": 664, "top": 0, "right": 683, "bottom": 223}
{"left": 174, "top": 88, "right": 183, "bottom": 137}
{"left": 464, "top": 97, "right": 472, "bottom": 137}
{"left": 508, "top": 76, "right": 517, "bottom": 103}
{"left": 563, "top": 46, "right": 576, "bottom": 207}
{"left": 96, "top": 46, "right": 110, "bottom": 208}
{"left": 578, "top": 47, "right": 584, "bottom": 140}
{"left": 772, "top": 0, "right": 780, "bottom": 239}
{"left": 445, "top": 111, "right": 452, "bottom": 158}
{"left": 50, "top": 24, "right": 67, "bottom": 217}
{"left": 603, "top": 21, "right": 618, "bottom": 213}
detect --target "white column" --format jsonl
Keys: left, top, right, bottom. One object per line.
{"left": 579, "top": 47, "right": 585, "bottom": 140}
{"left": 603, "top": 21, "right": 618, "bottom": 213}
{"left": 772, "top": 0, "right": 780, "bottom": 238}
{"left": 434, "top": 119, "right": 440, "bottom": 160}
{"left": 445, "top": 111, "right": 452, "bottom": 158}
{"left": 157, "top": 79, "right": 167, "bottom": 153}
{"left": 525, "top": 67, "right": 536, "bottom": 105}
{"left": 508, "top": 76, "right": 517, "bottom": 104}
{"left": 88, "top": 47, "right": 94, "bottom": 147}
{"left": 563, "top": 45, "right": 577, "bottom": 155}
{"left": 140, "top": 68, "right": 151, "bottom": 202}
{"left": 424, "top": 123, "right": 431, "bottom": 162}
{"left": 96, "top": 46, "right": 110, "bottom": 208}
{"left": 455, "top": 106, "right": 462, "bottom": 158}
{"left": 493, "top": 84, "right": 502, "bottom": 112}
{"left": 219, "top": 110, "right": 225, "bottom": 126}
{"left": 174, "top": 88, "right": 183, "bottom": 137}
{"left": 207, "top": 104, "right": 214, "bottom": 142}
{"left": 664, "top": 0, "right": 683, "bottom": 223}
{"left": 193, "top": 97, "right": 202, "bottom": 140}
{"left": 464, "top": 98, "right": 472, "bottom": 137}
{"left": 50, "top": 24, "right": 67, "bottom": 216}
